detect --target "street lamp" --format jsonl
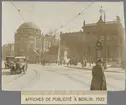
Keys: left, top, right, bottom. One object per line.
{"left": 40, "top": 34, "right": 44, "bottom": 65}
{"left": 99, "top": 6, "right": 107, "bottom": 69}
{"left": 57, "top": 33, "right": 61, "bottom": 65}
{"left": 103, "top": 10, "right": 107, "bottom": 69}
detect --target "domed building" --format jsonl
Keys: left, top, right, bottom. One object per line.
{"left": 14, "top": 22, "right": 42, "bottom": 63}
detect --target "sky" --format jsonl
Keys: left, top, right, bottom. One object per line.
{"left": 2, "top": 1, "right": 125, "bottom": 45}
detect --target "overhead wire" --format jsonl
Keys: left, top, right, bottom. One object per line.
{"left": 31, "top": 3, "right": 34, "bottom": 22}
{"left": 10, "top": 1, "right": 25, "bottom": 22}
{"left": 54, "top": 2, "right": 94, "bottom": 33}
{"left": 10, "top": 1, "right": 94, "bottom": 36}
{"left": 9, "top": 1, "right": 95, "bottom": 57}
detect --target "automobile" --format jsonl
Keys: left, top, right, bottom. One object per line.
{"left": 4, "top": 56, "right": 14, "bottom": 69}
{"left": 10, "top": 56, "right": 28, "bottom": 74}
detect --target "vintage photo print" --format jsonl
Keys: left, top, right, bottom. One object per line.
{"left": 2, "top": 1, "right": 126, "bottom": 91}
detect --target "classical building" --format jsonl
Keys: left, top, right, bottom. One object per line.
{"left": 2, "top": 43, "right": 14, "bottom": 60}
{"left": 82, "top": 15, "right": 125, "bottom": 62}
{"left": 14, "top": 22, "right": 59, "bottom": 63}
{"left": 60, "top": 15, "right": 125, "bottom": 63}
{"left": 14, "top": 22, "right": 42, "bottom": 63}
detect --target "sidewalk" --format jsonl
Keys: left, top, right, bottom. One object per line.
{"left": 105, "top": 67, "right": 125, "bottom": 73}
{"left": 64, "top": 63, "right": 125, "bottom": 73}
{"left": 28, "top": 63, "right": 125, "bottom": 73}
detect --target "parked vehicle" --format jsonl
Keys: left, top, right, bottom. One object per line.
{"left": 4, "top": 56, "right": 14, "bottom": 69}
{"left": 10, "top": 56, "right": 28, "bottom": 74}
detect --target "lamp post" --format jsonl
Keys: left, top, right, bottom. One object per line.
{"left": 99, "top": 6, "right": 107, "bottom": 69}
{"left": 27, "top": 42, "right": 32, "bottom": 63}
{"left": 41, "top": 34, "right": 44, "bottom": 65}
{"left": 40, "top": 35, "right": 42, "bottom": 64}
{"left": 103, "top": 10, "right": 107, "bottom": 69}
{"left": 96, "top": 6, "right": 103, "bottom": 62}
{"left": 57, "top": 34, "right": 61, "bottom": 65}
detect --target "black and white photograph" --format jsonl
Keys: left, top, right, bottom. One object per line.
{"left": 2, "top": 1, "right": 126, "bottom": 91}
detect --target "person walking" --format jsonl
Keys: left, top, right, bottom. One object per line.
{"left": 90, "top": 59, "right": 107, "bottom": 90}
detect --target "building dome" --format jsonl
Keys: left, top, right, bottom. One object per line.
{"left": 18, "top": 22, "right": 40, "bottom": 30}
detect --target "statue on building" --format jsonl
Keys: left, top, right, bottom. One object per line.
{"left": 98, "top": 6, "right": 105, "bottom": 23}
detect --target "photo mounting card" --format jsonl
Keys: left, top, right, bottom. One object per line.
{"left": 1, "top": 1, "right": 126, "bottom": 104}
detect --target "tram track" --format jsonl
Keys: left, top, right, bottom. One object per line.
{"left": 62, "top": 66, "right": 125, "bottom": 85}
{"left": 46, "top": 69, "right": 90, "bottom": 88}
{"left": 21, "top": 69, "right": 40, "bottom": 90}
{"left": 46, "top": 68, "right": 124, "bottom": 90}
{"left": 3, "top": 69, "right": 40, "bottom": 90}
{"left": 4, "top": 72, "right": 25, "bottom": 85}
{"left": 70, "top": 71, "right": 124, "bottom": 90}
{"left": 2, "top": 65, "right": 124, "bottom": 91}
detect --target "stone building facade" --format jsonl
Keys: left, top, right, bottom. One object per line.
{"left": 60, "top": 16, "right": 125, "bottom": 63}
{"left": 82, "top": 16, "right": 125, "bottom": 62}
{"left": 14, "top": 22, "right": 59, "bottom": 63}
{"left": 42, "top": 34, "right": 58, "bottom": 62}
{"left": 2, "top": 43, "right": 14, "bottom": 60}
{"left": 14, "top": 22, "right": 42, "bottom": 63}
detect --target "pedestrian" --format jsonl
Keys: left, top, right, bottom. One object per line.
{"left": 90, "top": 59, "right": 107, "bottom": 90}
{"left": 81, "top": 60, "right": 84, "bottom": 68}
{"left": 85, "top": 59, "right": 87, "bottom": 67}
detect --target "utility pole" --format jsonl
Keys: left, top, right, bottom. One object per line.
{"left": 98, "top": 6, "right": 107, "bottom": 69}
{"left": 57, "top": 34, "right": 61, "bottom": 65}
{"left": 96, "top": 6, "right": 103, "bottom": 62}
{"left": 27, "top": 43, "right": 30, "bottom": 63}
{"left": 103, "top": 10, "right": 107, "bottom": 69}
{"left": 40, "top": 35, "right": 42, "bottom": 64}
{"left": 41, "top": 34, "right": 44, "bottom": 64}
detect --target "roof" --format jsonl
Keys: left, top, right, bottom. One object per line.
{"left": 84, "top": 21, "right": 118, "bottom": 27}
{"left": 85, "top": 23, "right": 97, "bottom": 26}
{"left": 18, "top": 22, "right": 40, "bottom": 30}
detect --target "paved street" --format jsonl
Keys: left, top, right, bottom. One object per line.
{"left": 2, "top": 2, "right": 125, "bottom": 92}
{"left": 2, "top": 62, "right": 125, "bottom": 91}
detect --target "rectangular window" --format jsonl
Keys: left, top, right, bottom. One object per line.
{"left": 100, "top": 36, "right": 104, "bottom": 40}
{"left": 107, "top": 36, "right": 111, "bottom": 40}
